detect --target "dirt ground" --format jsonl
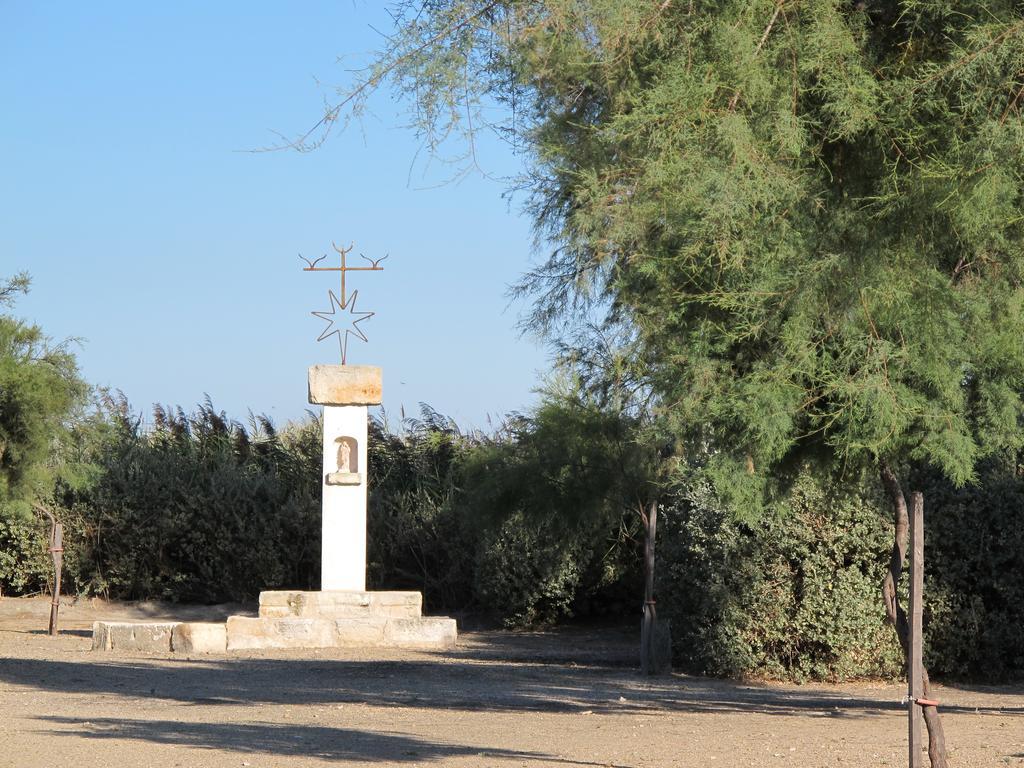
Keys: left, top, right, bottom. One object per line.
{"left": 0, "top": 597, "right": 1021, "bottom": 767}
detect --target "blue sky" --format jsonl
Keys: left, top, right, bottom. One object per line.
{"left": 1, "top": 2, "right": 548, "bottom": 429}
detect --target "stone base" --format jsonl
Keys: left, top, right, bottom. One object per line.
{"left": 259, "top": 590, "right": 422, "bottom": 619}
{"left": 91, "top": 591, "right": 456, "bottom": 653}
{"left": 226, "top": 615, "right": 456, "bottom": 651}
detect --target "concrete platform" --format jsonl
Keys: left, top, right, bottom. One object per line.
{"left": 92, "top": 590, "right": 457, "bottom": 653}
{"left": 226, "top": 615, "right": 456, "bottom": 651}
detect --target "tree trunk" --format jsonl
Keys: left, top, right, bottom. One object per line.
{"left": 880, "top": 465, "right": 948, "bottom": 768}
{"left": 640, "top": 499, "right": 658, "bottom": 675}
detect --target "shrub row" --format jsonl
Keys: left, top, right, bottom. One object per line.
{"left": 1, "top": 400, "right": 1021, "bottom": 682}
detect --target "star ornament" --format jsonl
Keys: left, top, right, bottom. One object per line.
{"left": 312, "top": 289, "right": 374, "bottom": 364}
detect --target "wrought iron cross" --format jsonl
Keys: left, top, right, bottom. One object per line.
{"left": 301, "top": 241, "right": 387, "bottom": 364}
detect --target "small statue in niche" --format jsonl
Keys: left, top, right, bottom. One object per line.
{"left": 335, "top": 436, "right": 357, "bottom": 474}
{"left": 337, "top": 439, "right": 352, "bottom": 473}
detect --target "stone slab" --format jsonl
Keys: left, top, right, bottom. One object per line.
{"left": 385, "top": 617, "right": 458, "bottom": 650}
{"left": 225, "top": 614, "right": 457, "bottom": 651}
{"left": 227, "top": 616, "right": 337, "bottom": 650}
{"left": 258, "top": 590, "right": 422, "bottom": 620}
{"left": 332, "top": 617, "right": 388, "bottom": 646}
{"left": 92, "top": 621, "right": 178, "bottom": 652}
{"left": 172, "top": 622, "right": 227, "bottom": 654}
{"left": 325, "top": 471, "right": 362, "bottom": 486}
{"left": 308, "top": 365, "right": 382, "bottom": 405}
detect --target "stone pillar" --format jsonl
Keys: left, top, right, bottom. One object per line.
{"left": 308, "top": 364, "right": 382, "bottom": 592}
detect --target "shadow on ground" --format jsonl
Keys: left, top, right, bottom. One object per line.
{"left": 5, "top": 652, "right": 1019, "bottom": 719}
{"left": 36, "top": 716, "right": 618, "bottom": 766}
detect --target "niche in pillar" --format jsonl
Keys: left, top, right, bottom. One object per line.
{"left": 326, "top": 436, "right": 361, "bottom": 485}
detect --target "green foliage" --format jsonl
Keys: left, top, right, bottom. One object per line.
{"left": 656, "top": 462, "right": 1024, "bottom": 682}
{"left": 0, "top": 272, "right": 30, "bottom": 308}
{"left": 912, "top": 458, "right": 1024, "bottom": 680}
{"left": 458, "top": 390, "right": 653, "bottom": 625}
{"left": 474, "top": 510, "right": 590, "bottom": 626}
{"left": 366, "top": 402, "right": 641, "bottom": 624}
{"left": 661, "top": 472, "right": 903, "bottom": 681}
{"left": 366, "top": 407, "right": 479, "bottom": 607}
{"left": 326, "top": 2, "right": 1024, "bottom": 689}
{"left": 0, "top": 273, "right": 86, "bottom": 503}
{"left": 0, "top": 271, "right": 86, "bottom": 596}
{"left": 1, "top": 380, "right": 1021, "bottom": 681}
{"left": 54, "top": 396, "right": 321, "bottom": 602}
{"left": 462, "top": 392, "right": 655, "bottom": 530}
{"left": 0, "top": 511, "right": 49, "bottom": 595}
{"left": 341, "top": 1, "right": 1024, "bottom": 507}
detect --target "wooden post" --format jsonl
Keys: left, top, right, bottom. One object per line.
{"left": 640, "top": 499, "right": 658, "bottom": 675}
{"left": 48, "top": 521, "right": 64, "bottom": 636}
{"left": 908, "top": 493, "right": 924, "bottom": 768}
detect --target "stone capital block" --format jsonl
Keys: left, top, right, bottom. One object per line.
{"left": 308, "top": 365, "right": 382, "bottom": 405}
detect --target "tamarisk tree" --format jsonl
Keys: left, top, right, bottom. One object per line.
{"left": 308, "top": 3, "right": 1024, "bottom": 764}
{"left": 0, "top": 273, "right": 84, "bottom": 503}
{"left": 0, "top": 272, "right": 85, "bottom": 622}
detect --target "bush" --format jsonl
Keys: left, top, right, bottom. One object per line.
{"left": 366, "top": 409, "right": 478, "bottom": 609}
{"left": 474, "top": 511, "right": 589, "bottom": 626}
{"left": 914, "top": 459, "right": 1024, "bottom": 681}
{"left": 367, "top": 406, "right": 641, "bottom": 625}
{"left": 54, "top": 399, "right": 321, "bottom": 603}
{"left": 660, "top": 473, "right": 903, "bottom": 681}
{"left": 6, "top": 385, "right": 1021, "bottom": 684}
{"left": 0, "top": 504, "right": 50, "bottom": 595}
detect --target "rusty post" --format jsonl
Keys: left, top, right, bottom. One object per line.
{"left": 48, "top": 522, "right": 64, "bottom": 636}
{"left": 908, "top": 492, "right": 924, "bottom": 767}
{"left": 34, "top": 504, "right": 64, "bottom": 636}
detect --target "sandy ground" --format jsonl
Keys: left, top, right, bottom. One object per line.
{"left": 0, "top": 597, "right": 1021, "bottom": 767}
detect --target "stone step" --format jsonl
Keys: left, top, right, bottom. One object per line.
{"left": 258, "top": 590, "right": 422, "bottom": 620}
{"left": 92, "top": 621, "right": 177, "bottom": 652}
{"left": 172, "top": 622, "right": 228, "bottom": 654}
{"left": 226, "top": 615, "right": 456, "bottom": 651}
{"left": 92, "top": 621, "right": 227, "bottom": 654}
{"left": 91, "top": 590, "right": 453, "bottom": 653}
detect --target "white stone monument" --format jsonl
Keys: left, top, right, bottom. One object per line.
{"left": 307, "top": 363, "right": 381, "bottom": 591}
{"left": 91, "top": 362, "right": 458, "bottom": 654}
{"left": 90, "top": 244, "right": 458, "bottom": 654}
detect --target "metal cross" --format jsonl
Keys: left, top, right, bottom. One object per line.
{"left": 301, "top": 242, "right": 386, "bottom": 302}
{"left": 301, "top": 241, "right": 387, "bottom": 364}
